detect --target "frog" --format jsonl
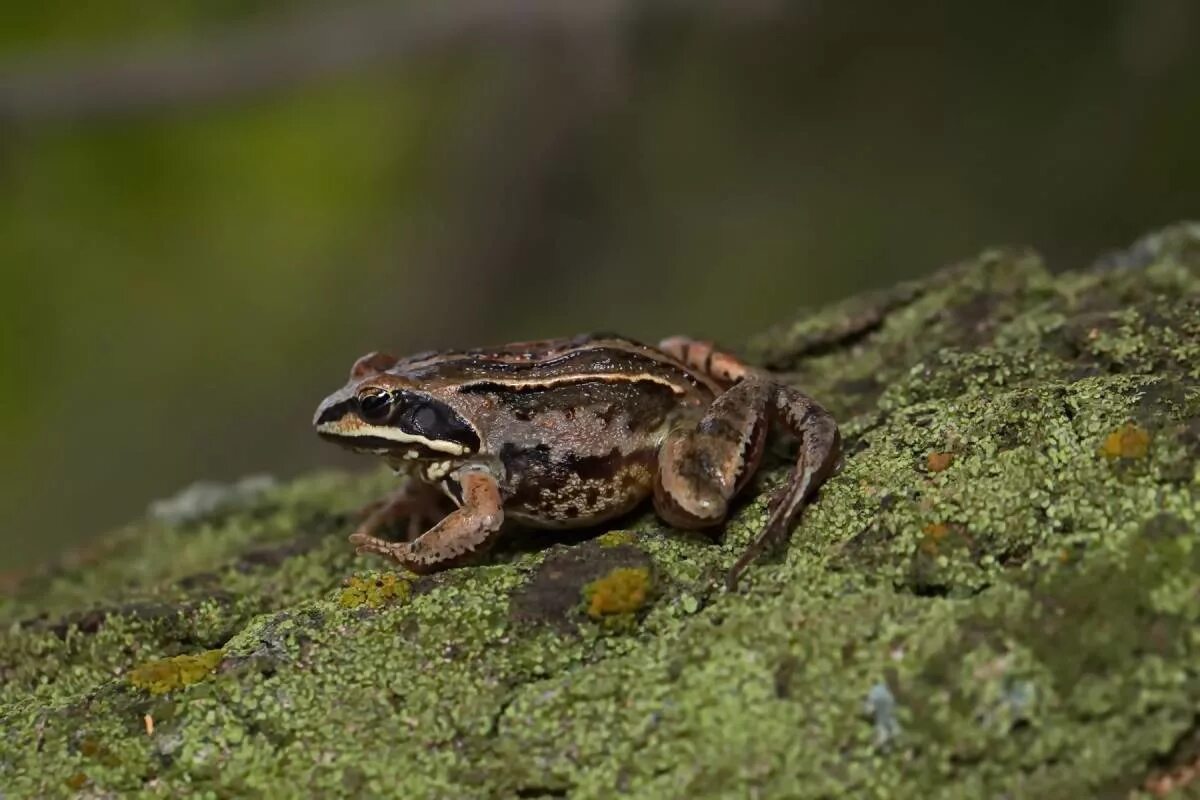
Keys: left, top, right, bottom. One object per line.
{"left": 313, "top": 333, "right": 840, "bottom": 589}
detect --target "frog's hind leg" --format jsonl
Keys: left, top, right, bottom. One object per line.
{"left": 658, "top": 335, "right": 749, "bottom": 386}
{"left": 652, "top": 375, "right": 774, "bottom": 532}
{"left": 725, "top": 383, "right": 840, "bottom": 590}
{"left": 655, "top": 336, "right": 841, "bottom": 591}
{"left": 350, "top": 466, "right": 505, "bottom": 574}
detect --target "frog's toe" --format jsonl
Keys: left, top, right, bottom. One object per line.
{"left": 349, "top": 531, "right": 408, "bottom": 561}
{"left": 766, "top": 485, "right": 786, "bottom": 515}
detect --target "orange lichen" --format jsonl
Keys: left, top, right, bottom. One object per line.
{"left": 920, "top": 522, "right": 951, "bottom": 555}
{"left": 1100, "top": 422, "right": 1151, "bottom": 459}
{"left": 926, "top": 451, "right": 955, "bottom": 473}
{"left": 339, "top": 573, "right": 411, "bottom": 609}
{"left": 584, "top": 567, "right": 652, "bottom": 620}
{"left": 127, "top": 649, "right": 224, "bottom": 695}
{"left": 1145, "top": 755, "right": 1200, "bottom": 797}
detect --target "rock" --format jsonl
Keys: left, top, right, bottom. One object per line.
{"left": 2, "top": 224, "right": 1199, "bottom": 797}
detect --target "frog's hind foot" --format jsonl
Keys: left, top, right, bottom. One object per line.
{"left": 724, "top": 384, "right": 840, "bottom": 591}
{"left": 656, "top": 335, "right": 841, "bottom": 591}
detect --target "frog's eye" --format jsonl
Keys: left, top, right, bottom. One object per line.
{"left": 357, "top": 389, "right": 393, "bottom": 423}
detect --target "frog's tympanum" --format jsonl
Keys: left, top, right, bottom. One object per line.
{"left": 314, "top": 334, "right": 839, "bottom": 589}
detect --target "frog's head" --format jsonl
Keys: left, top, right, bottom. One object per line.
{"left": 313, "top": 351, "right": 480, "bottom": 461}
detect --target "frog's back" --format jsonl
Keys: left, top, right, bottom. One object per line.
{"left": 394, "top": 333, "right": 721, "bottom": 398}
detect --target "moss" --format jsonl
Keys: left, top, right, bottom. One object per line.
{"left": 338, "top": 571, "right": 411, "bottom": 609}
{"left": 583, "top": 567, "right": 653, "bottom": 621}
{"left": 127, "top": 649, "right": 225, "bottom": 695}
{"left": 2, "top": 224, "right": 1199, "bottom": 798}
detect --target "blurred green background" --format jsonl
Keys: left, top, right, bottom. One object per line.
{"left": 2, "top": 0, "right": 1198, "bottom": 573}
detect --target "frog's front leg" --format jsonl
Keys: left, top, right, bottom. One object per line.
{"left": 352, "top": 477, "right": 454, "bottom": 543}
{"left": 656, "top": 337, "right": 841, "bottom": 590}
{"left": 349, "top": 465, "right": 505, "bottom": 574}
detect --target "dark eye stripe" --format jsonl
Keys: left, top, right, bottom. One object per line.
{"left": 316, "top": 399, "right": 355, "bottom": 426}
{"left": 413, "top": 405, "right": 439, "bottom": 430}
{"left": 394, "top": 392, "right": 481, "bottom": 452}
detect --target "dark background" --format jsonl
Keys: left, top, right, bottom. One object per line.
{"left": 2, "top": 0, "right": 1197, "bottom": 572}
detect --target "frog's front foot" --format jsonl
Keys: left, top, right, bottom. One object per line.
{"left": 350, "top": 466, "right": 506, "bottom": 575}
{"left": 348, "top": 530, "right": 412, "bottom": 562}
{"left": 355, "top": 480, "right": 451, "bottom": 542}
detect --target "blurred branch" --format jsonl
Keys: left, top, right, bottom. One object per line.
{"left": 0, "top": 0, "right": 786, "bottom": 123}
{"left": 418, "top": 33, "right": 626, "bottom": 321}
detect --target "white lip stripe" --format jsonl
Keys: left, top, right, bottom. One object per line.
{"left": 316, "top": 422, "right": 468, "bottom": 455}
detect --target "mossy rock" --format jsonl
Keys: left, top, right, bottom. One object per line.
{"left": 3, "top": 224, "right": 1200, "bottom": 798}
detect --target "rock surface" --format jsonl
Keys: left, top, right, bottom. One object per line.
{"left": 3, "top": 224, "right": 1200, "bottom": 798}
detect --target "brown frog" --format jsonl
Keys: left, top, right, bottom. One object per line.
{"left": 313, "top": 334, "right": 839, "bottom": 589}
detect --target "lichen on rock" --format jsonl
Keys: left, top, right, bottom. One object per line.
{"left": 583, "top": 566, "right": 653, "bottom": 623}
{"left": 127, "top": 649, "right": 225, "bottom": 695}
{"left": 2, "top": 223, "right": 1199, "bottom": 798}
{"left": 338, "top": 572, "right": 412, "bottom": 609}
{"left": 1100, "top": 422, "right": 1152, "bottom": 460}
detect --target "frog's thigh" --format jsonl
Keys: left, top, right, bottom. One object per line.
{"left": 350, "top": 466, "right": 504, "bottom": 573}
{"left": 653, "top": 377, "right": 772, "bottom": 529}
{"left": 658, "top": 335, "right": 750, "bottom": 383}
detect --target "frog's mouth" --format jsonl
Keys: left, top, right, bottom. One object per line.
{"left": 317, "top": 427, "right": 467, "bottom": 461}
{"left": 317, "top": 430, "right": 397, "bottom": 455}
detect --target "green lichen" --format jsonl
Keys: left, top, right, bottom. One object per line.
{"left": 338, "top": 572, "right": 411, "bottom": 609}
{"left": 127, "top": 649, "right": 225, "bottom": 695}
{"left": 595, "top": 529, "right": 637, "bottom": 547}
{"left": 2, "top": 224, "right": 1199, "bottom": 798}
